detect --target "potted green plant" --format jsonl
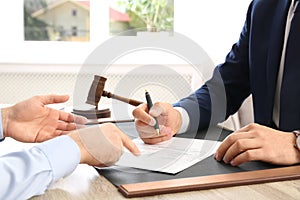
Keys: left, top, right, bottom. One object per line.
{"left": 118, "top": 0, "right": 174, "bottom": 32}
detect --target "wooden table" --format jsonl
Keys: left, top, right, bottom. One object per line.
{"left": 0, "top": 126, "right": 298, "bottom": 200}
{"left": 30, "top": 164, "right": 300, "bottom": 200}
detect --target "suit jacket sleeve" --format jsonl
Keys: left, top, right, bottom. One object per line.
{"left": 174, "top": 2, "right": 253, "bottom": 132}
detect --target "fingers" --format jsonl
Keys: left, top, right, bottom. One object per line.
{"left": 215, "top": 123, "right": 270, "bottom": 166}
{"left": 133, "top": 102, "right": 174, "bottom": 143}
{"left": 57, "top": 121, "right": 75, "bottom": 131}
{"left": 149, "top": 102, "right": 166, "bottom": 117}
{"left": 119, "top": 131, "right": 141, "bottom": 156}
{"left": 135, "top": 120, "right": 159, "bottom": 138}
{"left": 135, "top": 120, "right": 173, "bottom": 139}
{"left": 141, "top": 130, "right": 174, "bottom": 144}
{"left": 73, "top": 114, "right": 88, "bottom": 124}
{"left": 58, "top": 111, "right": 75, "bottom": 122}
{"left": 230, "top": 149, "right": 263, "bottom": 166}
{"left": 58, "top": 111, "right": 88, "bottom": 124}
{"left": 132, "top": 103, "right": 156, "bottom": 126}
{"left": 39, "top": 94, "right": 70, "bottom": 105}
{"left": 54, "top": 130, "right": 69, "bottom": 136}
{"left": 39, "top": 94, "right": 88, "bottom": 124}
{"left": 215, "top": 132, "right": 252, "bottom": 161}
{"left": 221, "top": 138, "right": 260, "bottom": 164}
{"left": 99, "top": 123, "right": 140, "bottom": 157}
{"left": 57, "top": 121, "right": 82, "bottom": 131}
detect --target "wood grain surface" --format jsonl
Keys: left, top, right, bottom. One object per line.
{"left": 30, "top": 165, "right": 300, "bottom": 200}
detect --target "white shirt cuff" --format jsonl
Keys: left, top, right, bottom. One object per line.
{"left": 0, "top": 109, "right": 4, "bottom": 141}
{"left": 173, "top": 107, "right": 190, "bottom": 134}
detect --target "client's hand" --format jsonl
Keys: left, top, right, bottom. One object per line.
{"left": 68, "top": 123, "right": 140, "bottom": 167}
{"left": 2, "top": 94, "right": 87, "bottom": 142}
{"left": 132, "top": 102, "right": 182, "bottom": 144}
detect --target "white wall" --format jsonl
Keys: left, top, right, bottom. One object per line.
{"left": 0, "top": 0, "right": 252, "bottom": 64}
{"left": 0, "top": 0, "right": 252, "bottom": 105}
{"left": 175, "top": 0, "right": 252, "bottom": 64}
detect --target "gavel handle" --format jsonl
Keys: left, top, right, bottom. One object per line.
{"left": 102, "top": 91, "right": 143, "bottom": 107}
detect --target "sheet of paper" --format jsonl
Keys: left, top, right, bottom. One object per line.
{"left": 116, "top": 137, "right": 221, "bottom": 174}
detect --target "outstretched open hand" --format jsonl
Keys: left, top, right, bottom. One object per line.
{"left": 2, "top": 94, "right": 87, "bottom": 142}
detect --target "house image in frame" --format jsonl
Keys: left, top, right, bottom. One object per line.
{"left": 31, "top": 0, "right": 90, "bottom": 41}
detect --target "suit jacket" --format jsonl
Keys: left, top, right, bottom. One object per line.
{"left": 175, "top": 0, "right": 300, "bottom": 132}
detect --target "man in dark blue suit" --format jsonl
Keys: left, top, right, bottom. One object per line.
{"left": 133, "top": 0, "right": 300, "bottom": 166}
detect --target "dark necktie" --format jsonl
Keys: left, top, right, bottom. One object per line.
{"left": 279, "top": 0, "right": 300, "bottom": 131}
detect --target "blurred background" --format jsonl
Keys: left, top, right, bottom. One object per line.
{"left": 0, "top": 1, "right": 252, "bottom": 130}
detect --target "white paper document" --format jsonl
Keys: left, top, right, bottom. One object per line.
{"left": 116, "top": 137, "right": 221, "bottom": 174}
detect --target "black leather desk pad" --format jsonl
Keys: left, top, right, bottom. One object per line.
{"left": 96, "top": 122, "right": 279, "bottom": 187}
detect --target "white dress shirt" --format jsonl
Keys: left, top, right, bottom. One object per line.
{"left": 0, "top": 109, "right": 4, "bottom": 141}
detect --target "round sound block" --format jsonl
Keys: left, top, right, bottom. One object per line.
{"left": 72, "top": 104, "right": 111, "bottom": 119}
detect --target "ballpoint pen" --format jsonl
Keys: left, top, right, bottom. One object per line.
{"left": 145, "top": 90, "right": 160, "bottom": 136}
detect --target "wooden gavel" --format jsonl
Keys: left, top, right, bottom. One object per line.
{"left": 86, "top": 75, "right": 143, "bottom": 108}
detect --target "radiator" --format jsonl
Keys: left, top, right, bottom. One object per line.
{"left": 0, "top": 64, "right": 195, "bottom": 106}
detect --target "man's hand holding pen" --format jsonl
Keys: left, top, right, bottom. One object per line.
{"left": 145, "top": 90, "right": 160, "bottom": 136}
{"left": 133, "top": 101, "right": 182, "bottom": 144}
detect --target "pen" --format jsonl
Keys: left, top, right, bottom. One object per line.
{"left": 145, "top": 90, "right": 160, "bottom": 136}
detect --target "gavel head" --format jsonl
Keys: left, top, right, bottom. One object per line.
{"left": 86, "top": 75, "right": 107, "bottom": 106}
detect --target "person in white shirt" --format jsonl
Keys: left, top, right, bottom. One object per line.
{"left": 0, "top": 94, "right": 140, "bottom": 199}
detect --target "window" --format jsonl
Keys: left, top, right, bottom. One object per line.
{"left": 109, "top": 0, "right": 174, "bottom": 36}
{"left": 72, "top": 26, "right": 77, "bottom": 36}
{"left": 72, "top": 9, "right": 77, "bottom": 17}
{"left": 24, "top": 0, "right": 90, "bottom": 41}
